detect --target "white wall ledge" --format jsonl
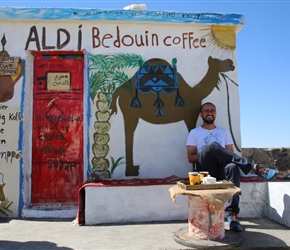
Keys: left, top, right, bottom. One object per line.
{"left": 83, "top": 181, "right": 290, "bottom": 228}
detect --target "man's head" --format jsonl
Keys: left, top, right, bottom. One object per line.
{"left": 199, "top": 102, "right": 216, "bottom": 124}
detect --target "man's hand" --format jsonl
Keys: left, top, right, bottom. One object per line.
{"left": 225, "top": 144, "right": 234, "bottom": 152}
{"left": 187, "top": 145, "right": 199, "bottom": 163}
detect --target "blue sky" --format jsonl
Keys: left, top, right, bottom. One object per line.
{"left": 1, "top": 0, "right": 289, "bottom": 148}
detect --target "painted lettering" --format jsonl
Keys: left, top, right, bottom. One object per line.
{"left": 46, "top": 115, "right": 62, "bottom": 123}
{"left": 92, "top": 26, "right": 206, "bottom": 50}
{"left": 47, "top": 159, "right": 80, "bottom": 171}
{"left": 92, "top": 26, "right": 159, "bottom": 49}
{"left": 37, "top": 146, "right": 65, "bottom": 155}
{"left": 163, "top": 36, "right": 171, "bottom": 46}
{"left": 53, "top": 148, "right": 66, "bottom": 156}
{"left": 0, "top": 57, "right": 20, "bottom": 75}
{"left": 39, "top": 133, "right": 65, "bottom": 140}
{"left": 172, "top": 36, "right": 181, "bottom": 45}
{"left": 102, "top": 33, "right": 113, "bottom": 48}
{"left": 0, "top": 104, "right": 8, "bottom": 110}
{"left": 25, "top": 25, "right": 41, "bottom": 51}
{"left": 200, "top": 38, "right": 206, "bottom": 48}
{"left": 38, "top": 146, "right": 53, "bottom": 153}
{"left": 92, "top": 27, "right": 101, "bottom": 48}
{"left": 61, "top": 115, "right": 82, "bottom": 122}
{"left": 37, "top": 126, "right": 50, "bottom": 130}
{"left": 0, "top": 114, "right": 5, "bottom": 125}
{"left": 25, "top": 26, "right": 71, "bottom": 51}
{"left": 47, "top": 72, "right": 70, "bottom": 90}
{"left": 113, "top": 26, "right": 121, "bottom": 48}
{"left": 25, "top": 24, "right": 206, "bottom": 51}
{"left": 0, "top": 151, "right": 22, "bottom": 163}
{"left": 42, "top": 27, "right": 55, "bottom": 50}
{"left": 9, "top": 112, "right": 22, "bottom": 121}
{"left": 0, "top": 106, "right": 23, "bottom": 164}
{"left": 57, "top": 28, "right": 70, "bottom": 49}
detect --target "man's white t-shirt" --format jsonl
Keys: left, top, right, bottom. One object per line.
{"left": 186, "top": 126, "right": 233, "bottom": 154}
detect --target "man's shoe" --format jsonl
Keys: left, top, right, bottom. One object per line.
{"left": 227, "top": 212, "right": 243, "bottom": 232}
{"left": 254, "top": 165, "right": 278, "bottom": 181}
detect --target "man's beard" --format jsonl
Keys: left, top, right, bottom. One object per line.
{"left": 202, "top": 116, "right": 215, "bottom": 124}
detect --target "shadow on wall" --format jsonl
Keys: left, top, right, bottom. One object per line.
{"left": 267, "top": 193, "right": 290, "bottom": 228}
{"left": 282, "top": 194, "right": 290, "bottom": 226}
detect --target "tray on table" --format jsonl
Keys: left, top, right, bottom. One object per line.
{"left": 177, "top": 180, "right": 234, "bottom": 190}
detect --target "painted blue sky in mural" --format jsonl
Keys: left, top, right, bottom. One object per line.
{"left": 0, "top": 0, "right": 289, "bottom": 148}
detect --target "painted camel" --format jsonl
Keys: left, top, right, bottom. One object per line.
{"left": 111, "top": 56, "right": 235, "bottom": 176}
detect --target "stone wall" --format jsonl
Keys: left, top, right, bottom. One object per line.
{"left": 242, "top": 148, "right": 290, "bottom": 175}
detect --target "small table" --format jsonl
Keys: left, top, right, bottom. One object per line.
{"left": 169, "top": 184, "right": 241, "bottom": 240}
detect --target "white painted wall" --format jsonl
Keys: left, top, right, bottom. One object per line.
{"left": 85, "top": 185, "right": 188, "bottom": 225}
{"left": 239, "top": 182, "right": 268, "bottom": 218}
{"left": 0, "top": 7, "right": 244, "bottom": 217}
{"left": 266, "top": 182, "right": 290, "bottom": 228}
{"left": 84, "top": 181, "right": 290, "bottom": 227}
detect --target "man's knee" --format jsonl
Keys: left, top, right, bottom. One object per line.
{"left": 208, "top": 141, "right": 219, "bottom": 147}
{"left": 225, "top": 163, "right": 241, "bottom": 186}
{"left": 225, "top": 163, "right": 240, "bottom": 175}
{"left": 205, "top": 141, "right": 221, "bottom": 151}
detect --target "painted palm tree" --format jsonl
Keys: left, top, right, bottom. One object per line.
{"left": 89, "top": 53, "right": 145, "bottom": 179}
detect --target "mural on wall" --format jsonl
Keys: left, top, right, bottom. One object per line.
{"left": 0, "top": 34, "right": 24, "bottom": 102}
{"left": 0, "top": 33, "right": 24, "bottom": 216}
{"left": 89, "top": 54, "right": 145, "bottom": 179}
{"left": 111, "top": 56, "right": 235, "bottom": 176}
{"left": 89, "top": 54, "right": 237, "bottom": 177}
{"left": 0, "top": 173, "right": 13, "bottom": 216}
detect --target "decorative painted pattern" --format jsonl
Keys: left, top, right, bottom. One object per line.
{"left": 0, "top": 7, "right": 244, "bottom": 25}
{"left": 89, "top": 53, "right": 145, "bottom": 178}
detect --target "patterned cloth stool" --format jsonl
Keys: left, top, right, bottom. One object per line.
{"left": 188, "top": 195, "right": 224, "bottom": 240}
{"left": 169, "top": 184, "right": 242, "bottom": 241}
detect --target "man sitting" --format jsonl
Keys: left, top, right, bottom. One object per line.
{"left": 186, "top": 102, "right": 278, "bottom": 232}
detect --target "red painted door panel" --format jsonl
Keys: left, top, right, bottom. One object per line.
{"left": 32, "top": 52, "right": 84, "bottom": 205}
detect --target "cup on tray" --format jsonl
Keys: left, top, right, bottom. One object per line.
{"left": 199, "top": 171, "right": 208, "bottom": 179}
{"left": 188, "top": 172, "right": 199, "bottom": 185}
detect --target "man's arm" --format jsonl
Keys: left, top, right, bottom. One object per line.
{"left": 225, "top": 144, "right": 234, "bottom": 152}
{"left": 187, "top": 145, "right": 199, "bottom": 164}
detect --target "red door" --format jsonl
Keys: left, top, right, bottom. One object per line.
{"left": 32, "top": 51, "right": 84, "bottom": 205}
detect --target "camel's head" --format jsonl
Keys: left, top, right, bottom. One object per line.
{"left": 208, "top": 56, "right": 235, "bottom": 72}
{"left": 208, "top": 56, "right": 235, "bottom": 90}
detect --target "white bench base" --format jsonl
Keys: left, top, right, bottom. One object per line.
{"left": 85, "top": 185, "right": 188, "bottom": 225}
{"left": 84, "top": 181, "right": 290, "bottom": 228}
